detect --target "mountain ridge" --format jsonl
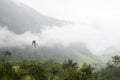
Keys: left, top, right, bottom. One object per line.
{"left": 0, "top": 0, "right": 68, "bottom": 34}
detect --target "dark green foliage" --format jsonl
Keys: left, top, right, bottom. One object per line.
{"left": 0, "top": 62, "right": 17, "bottom": 80}
{"left": 106, "top": 55, "right": 120, "bottom": 80}
{"left": 81, "top": 63, "right": 94, "bottom": 80}
{"left": 63, "top": 68, "right": 81, "bottom": 80}
{"left": 94, "top": 55, "right": 120, "bottom": 80}
{"left": 0, "top": 56, "right": 119, "bottom": 80}
{"left": 29, "top": 64, "right": 47, "bottom": 80}
{"left": 19, "top": 61, "right": 47, "bottom": 80}
{"left": 62, "top": 59, "right": 78, "bottom": 70}
{"left": 62, "top": 61, "right": 94, "bottom": 80}
{"left": 0, "top": 59, "right": 95, "bottom": 80}
{"left": 112, "top": 55, "right": 120, "bottom": 67}
{"left": 43, "top": 60, "right": 62, "bottom": 80}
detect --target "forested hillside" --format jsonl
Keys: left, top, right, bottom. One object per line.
{"left": 0, "top": 43, "right": 101, "bottom": 66}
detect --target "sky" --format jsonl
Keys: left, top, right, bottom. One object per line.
{"left": 6, "top": 0, "right": 120, "bottom": 54}
{"left": 15, "top": 0, "right": 120, "bottom": 21}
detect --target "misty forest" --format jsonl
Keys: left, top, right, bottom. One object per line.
{"left": 0, "top": 0, "right": 120, "bottom": 80}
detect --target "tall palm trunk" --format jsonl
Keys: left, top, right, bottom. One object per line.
{"left": 32, "top": 40, "right": 37, "bottom": 60}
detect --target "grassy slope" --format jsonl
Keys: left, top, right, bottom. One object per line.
{"left": 0, "top": 44, "right": 102, "bottom": 66}
{"left": 71, "top": 50, "right": 101, "bottom": 66}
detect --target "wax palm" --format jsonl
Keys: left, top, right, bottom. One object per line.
{"left": 4, "top": 50, "right": 12, "bottom": 57}
{"left": 32, "top": 40, "right": 37, "bottom": 48}
{"left": 3, "top": 50, "right": 12, "bottom": 61}
{"left": 62, "top": 59, "right": 78, "bottom": 70}
{"left": 32, "top": 40, "right": 37, "bottom": 60}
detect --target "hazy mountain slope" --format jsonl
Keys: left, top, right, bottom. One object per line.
{"left": 0, "top": 0, "right": 66, "bottom": 34}
{"left": 0, "top": 43, "right": 102, "bottom": 65}
{"left": 97, "top": 47, "right": 120, "bottom": 62}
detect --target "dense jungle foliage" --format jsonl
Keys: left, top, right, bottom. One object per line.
{"left": 0, "top": 55, "right": 120, "bottom": 80}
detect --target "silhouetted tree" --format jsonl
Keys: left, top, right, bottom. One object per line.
{"left": 81, "top": 63, "right": 94, "bottom": 80}
{"left": 32, "top": 40, "right": 37, "bottom": 48}
{"left": 112, "top": 55, "right": 120, "bottom": 67}
{"left": 106, "top": 55, "right": 120, "bottom": 79}
{"left": 32, "top": 40, "right": 37, "bottom": 60}
{"left": 62, "top": 59, "right": 78, "bottom": 70}
{"left": 3, "top": 50, "right": 12, "bottom": 61}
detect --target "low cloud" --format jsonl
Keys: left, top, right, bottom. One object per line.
{"left": 1, "top": 16, "right": 120, "bottom": 54}
{"left": 3, "top": 0, "right": 120, "bottom": 55}
{"left": 0, "top": 26, "right": 39, "bottom": 48}
{"left": 40, "top": 18, "right": 120, "bottom": 54}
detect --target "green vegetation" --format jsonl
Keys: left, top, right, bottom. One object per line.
{"left": 0, "top": 48, "right": 120, "bottom": 80}
{"left": 94, "top": 55, "right": 120, "bottom": 80}
{"left": 0, "top": 59, "right": 94, "bottom": 80}
{"left": 0, "top": 54, "right": 120, "bottom": 80}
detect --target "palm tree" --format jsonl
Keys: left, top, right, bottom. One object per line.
{"left": 62, "top": 59, "right": 78, "bottom": 70}
{"left": 32, "top": 40, "right": 37, "bottom": 60}
{"left": 3, "top": 50, "right": 12, "bottom": 61}
{"left": 112, "top": 55, "right": 120, "bottom": 66}
{"left": 32, "top": 40, "right": 37, "bottom": 48}
{"left": 4, "top": 50, "right": 12, "bottom": 56}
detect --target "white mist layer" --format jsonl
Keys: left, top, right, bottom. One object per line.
{"left": 9, "top": 0, "right": 120, "bottom": 55}
{"left": 41, "top": 23, "right": 120, "bottom": 54}
{"left": 0, "top": 26, "right": 39, "bottom": 48}
{"left": 1, "top": 21, "right": 120, "bottom": 54}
